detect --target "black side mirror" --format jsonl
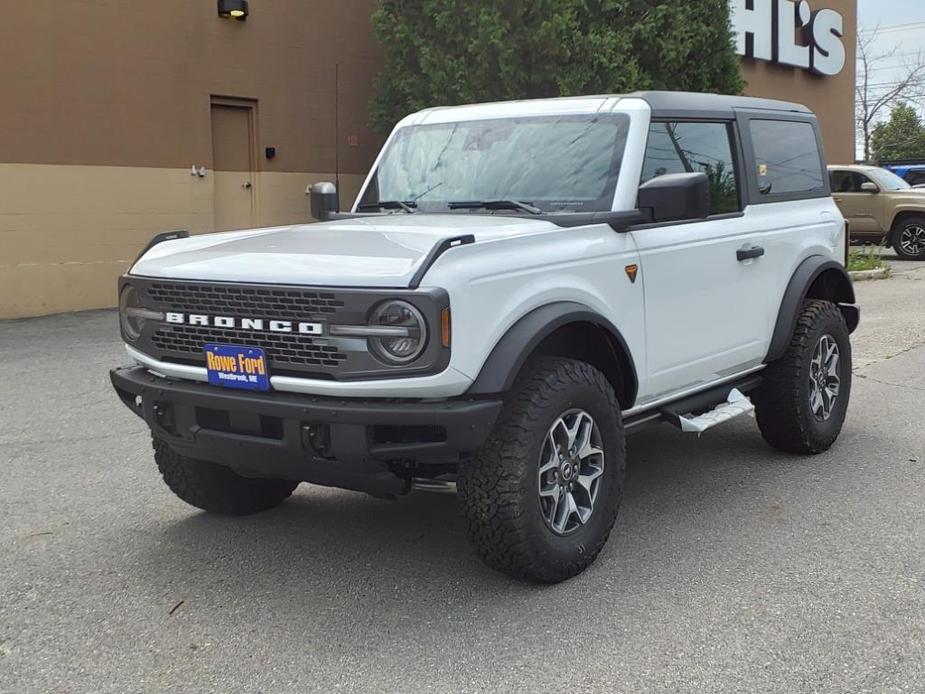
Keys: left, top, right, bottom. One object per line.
{"left": 308, "top": 181, "right": 339, "bottom": 221}
{"left": 638, "top": 172, "right": 710, "bottom": 223}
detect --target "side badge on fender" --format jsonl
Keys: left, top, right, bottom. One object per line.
{"left": 625, "top": 264, "right": 638, "bottom": 284}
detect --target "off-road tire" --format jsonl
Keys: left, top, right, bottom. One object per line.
{"left": 153, "top": 436, "right": 298, "bottom": 515}
{"left": 457, "top": 357, "right": 625, "bottom": 583}
{"left": 753, "top": 300, "right": 851, "bottom": 454}
{"left": 891, "top": 215, "right": 925, "bottom": 260}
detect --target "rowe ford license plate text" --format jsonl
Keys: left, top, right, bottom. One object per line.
{"left": 205, "top": 344, "right": 270, "bottom": 391}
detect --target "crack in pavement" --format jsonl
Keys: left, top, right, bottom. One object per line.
{"left": 855, "top": 341, "right": 925, "bottom": 374}
{"left": 855, "top": 373, "right": 925, "bottom": 393}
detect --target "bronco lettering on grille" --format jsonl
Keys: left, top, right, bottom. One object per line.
{"left": 164, "top": 312, "right": 322, "bottom": 335}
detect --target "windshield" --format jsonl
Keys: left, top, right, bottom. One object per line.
{"left": 360, "top": 114, "right": 630, "bottom": 214}
{"left": 866, "top": 167, "right": 911, "bottom": 191}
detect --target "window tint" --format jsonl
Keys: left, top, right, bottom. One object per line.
{"left": 641, "top": 121, "right": 740, "bottom": 215}
{"left": 830, "top": 170, "right": 855, "bottom": 193}
{"left": 749, "top": 120, "right": 824, "bottom": 196}
{"left": 830, "top": 170, "right": 873, "bottom": 193}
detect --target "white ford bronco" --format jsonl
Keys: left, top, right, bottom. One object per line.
{"left": 112, "top": 92, "right": 859, "bottom": 583}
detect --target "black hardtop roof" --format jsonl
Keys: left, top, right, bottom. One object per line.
{"left": 627, "top": 90, "right": 813, "bottom": 118}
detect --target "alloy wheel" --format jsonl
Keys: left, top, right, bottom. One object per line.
{"left": 809, "top": 334, "right": 841, "bottom": 421}
{"left": 900, "top": 224, "right": 925, "bottom": 256}
{"left": 537, "top": 409, "right": 604, "bottom": 536}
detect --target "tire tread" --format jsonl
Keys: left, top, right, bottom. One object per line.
{"left": 153, "top": 436, "right": 298, "bottom": 515}
{"left": 457, "top": 358, "right": 625, "bottom": 583}
{"left": 754, "top": 299, "right": 850, "bottom": 454}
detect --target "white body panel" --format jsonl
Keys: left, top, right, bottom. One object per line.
{"left": 422, "top": 223, "right": 645, "bottom": 386}
{"left": 124, "top": 95, "right": 847, "bottom": 406}
{"left": 131, "top": 215, "right": 562, "bottom": 288}
{"left": 631, "top": 197, "right": 843, "bottom": 403}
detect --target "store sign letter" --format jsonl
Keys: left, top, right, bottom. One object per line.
{"left": 731, "top": 0, "right": 846, "bottom": 77}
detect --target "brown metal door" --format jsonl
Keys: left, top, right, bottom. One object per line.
{"left": 211, "top": 103, "right": 255, "bottom": 231}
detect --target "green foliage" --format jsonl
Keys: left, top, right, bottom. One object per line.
{"left": 369, "top": 0, "right": 745, "bottom": 133}
{"left": 870, "top": 103, "right": 925, "bottom": 164}
{"left": 703, "top": 160, "right": 739, "bottom": 215}
{"left": 847, "top": 246, "right": 885, "bottom": 273}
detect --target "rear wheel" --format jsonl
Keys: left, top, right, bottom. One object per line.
{"left": 753, "top": 300, "right": 851, "bottom": 454}
{"left": 892, "top": 216, "right": 925, "bottom": 259}
{"left": 457, "top": 357, "right": 625, "bottom": 583}
{"left": 153, "top": 436, "right": 298, "bottom": 515}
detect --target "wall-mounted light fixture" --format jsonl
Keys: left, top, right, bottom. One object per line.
{"left": 217, "top": 0, "right": 248, "bottom": 21}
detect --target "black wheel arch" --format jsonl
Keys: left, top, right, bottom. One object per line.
{"left": 466, "top": 302, "right": 638, "bottom": 408}
{"left": 766, "top": 256, "right": 859, "bottom": 363}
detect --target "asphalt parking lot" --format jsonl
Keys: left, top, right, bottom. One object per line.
{"left": 2, "top": 257, "right": 924, "bottom": 694}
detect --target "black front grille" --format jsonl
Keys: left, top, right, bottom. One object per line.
{"left": 146, "top": 282, "right": 345, "bottom": 320}
{"left": 139, "top": 281, "right": 354, "bottom": 377}
{"left": 125, "top": 277, "right": 449, "bottom": 381}
{"left": 151, "top": 324, "right": 348, "bottom": 369}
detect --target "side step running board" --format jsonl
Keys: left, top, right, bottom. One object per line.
{"left": 671, "top": 388, "right": 754, "bottom": 434}
{"left": 659, "top": 375, "right": 762, "bottom": 435}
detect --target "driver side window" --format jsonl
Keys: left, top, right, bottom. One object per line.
{"left": 641, "top": 121, "right": 741, "bottom": 215}
{"left": 831, "top": 171, "right": 873, "bottom": 193}
{"left": 854, "top": 173, "right": 875, "bottom": 191}
{"left": 831, "top": 170, "right": 855, "bottom": 193}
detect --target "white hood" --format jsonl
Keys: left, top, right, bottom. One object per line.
{"left": 130, "top": 214, "right": 559, "bottom": 287}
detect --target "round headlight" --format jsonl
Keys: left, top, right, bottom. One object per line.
{"left": 369, "top": 300, "right": 427, "bottom": 364}
{"left": 119, "top": 285, "right": 161, "bottom": 342}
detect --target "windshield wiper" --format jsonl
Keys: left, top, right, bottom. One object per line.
{"left": 448, "top": 199, "right": 543, "bottom": 215}
{"left": 356, "top": 200, "right": 418, "bottom": 213}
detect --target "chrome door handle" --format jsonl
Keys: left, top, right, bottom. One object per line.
{"left": 737, "top": 246, "right": 765, "bottom": 261}
{"left": 242, "top": 180, "right": 252, "bottom": 190}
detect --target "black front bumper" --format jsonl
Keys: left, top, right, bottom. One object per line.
{"left": 111, "top": 366, "right": 502, "bottom": 497}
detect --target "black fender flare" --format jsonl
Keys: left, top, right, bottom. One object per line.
{"left": 466, "top": 302, "right": 639, "bottom": 406}
{"left": 766, "top": 256, "right": 859, "bottom": 363}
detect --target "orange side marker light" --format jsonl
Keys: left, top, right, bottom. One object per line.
{"left": 441, "top": 308, "right": 451, "bottom": 348}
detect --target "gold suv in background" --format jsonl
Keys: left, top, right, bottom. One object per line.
{"left": 829, "top": 165, "right": 925, "bottom": 260}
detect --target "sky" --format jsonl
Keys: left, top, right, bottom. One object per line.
{"left": 858, "top": 0, "right": 925, "bottom": 30}
{"left": 858, "top": 0, "right": 925, "bottom": 64}
{"left": 855, "top": 0, "right": 925, "bottom": 156}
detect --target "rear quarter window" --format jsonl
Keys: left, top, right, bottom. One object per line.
{"left": 749, "top": 120, "right": 825, "bottom": 197}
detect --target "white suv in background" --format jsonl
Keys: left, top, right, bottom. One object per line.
{"left": 112, "top": 92, "right": 858, "bottom": 583}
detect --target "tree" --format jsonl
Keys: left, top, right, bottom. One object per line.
{"left": 856, "top": 28, "right": 925, "bottom": 163}
{"left": 369, "top": 0, "right": 744, "bottom": 133}
{"left": 870, "top": 103, "right": 925, "bottom": 163}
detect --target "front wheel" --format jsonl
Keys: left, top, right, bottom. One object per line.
{"left": 892, "top": 216, "right": 925, "bottom": 259}
{"left": 753, "top": 300, "right": 852, "bottom": 454}
{"left": 457, "top": 358, "right": 625, "bottom": 583}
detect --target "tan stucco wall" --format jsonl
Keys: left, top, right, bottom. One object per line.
{"left": 0, "top": 0, "right": 383, "bottom": 318}
{"left": 740, "top": 0, "right": 857, "bottom": 164}
{"left": 0, "top": 164, "right": 366, "bottom": 318}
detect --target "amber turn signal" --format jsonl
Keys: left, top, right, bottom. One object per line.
{"left": 441, "top": 308, "right": 451, "bottom": 348}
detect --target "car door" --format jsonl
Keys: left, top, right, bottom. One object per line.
{"left": 632, "top": 120, "right": 770, "bottom": 400}
{"left": 831, "top": 170, "right": 884, "bottom": 235}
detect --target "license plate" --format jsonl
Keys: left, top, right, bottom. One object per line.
{"left": 204, "top": 344, "right": 270, "bottom": 392}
